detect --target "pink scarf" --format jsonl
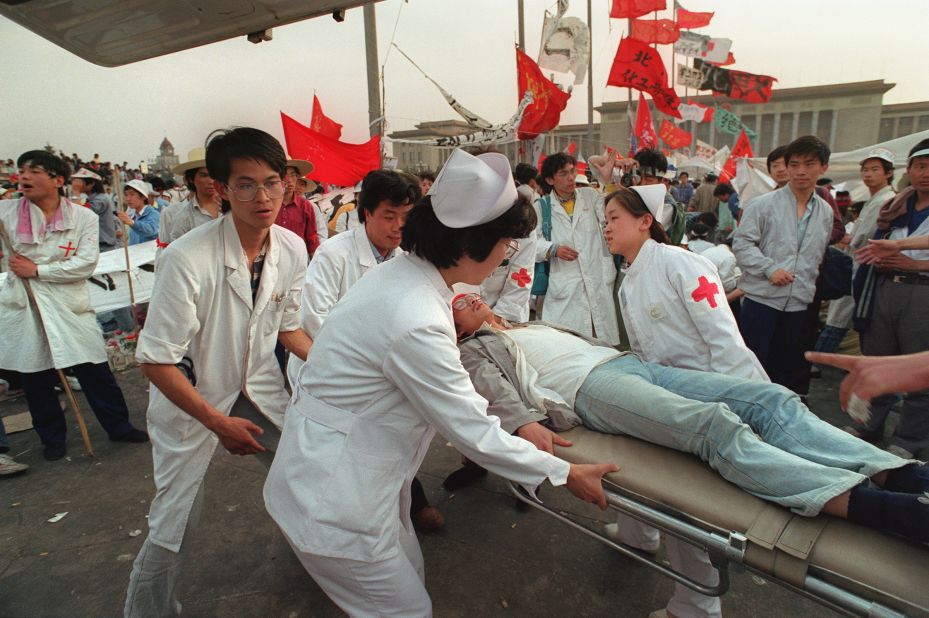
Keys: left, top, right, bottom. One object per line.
{"left": 16, "top": 196, "right": 67, "bottom": 244}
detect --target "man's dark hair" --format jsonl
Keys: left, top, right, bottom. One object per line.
{"left": 704, "top": 173, "right": 719, "bottom": 184}
{"left": 184, "top": 168, "right": 201, "bottom": 193}
{"left": 17, "top": 150, "right": 71, "bottom": 180}
{"left": 514, "top": 163, "right": 538, "bottom": 186}
{"left": 713, "top": 183, "right": 734, "bottom": 198}
{"left": 766, "top": 145, "right": 788, "bottom": 172}
{"left": 540, "top": 152, "right": 576, "bottom": 182}
{"left": 907, "top": 138, "right": 929, "bottom": 165}
{"left": 418, "top": 171, "right": 436, "bottom": 183}
{"left": 149, "top": 176, "right": 166, "bottom": 192}
{"left": 696, "top": 211, "right": 719, "bottom": 228}
{"left": 678, "top": 171, "right": 689, "bottom": 180}
{"left": 402, "top": 195, "right": 537, "bottom": 268}
{"left": 357, "top": 169, "right": 421, "bottom": 224}
{"left": 633, "top": 148, "right": 668, "bottom": 177}
{"left": 205, "top": 127, "right": 286, "bottom": 186}
{"left": 784, "top": 135, "right": 830, "bottom": 165}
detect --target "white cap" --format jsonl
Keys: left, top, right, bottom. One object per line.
{"left": 859, "top": 147, "right": 895, "bottom": 166}
{"left": 71, "top": 167, "right": 102, "bottom": 181}
{"left": 630, "top": 184, "right": 668, "bottom": 225}
{"left": 428, "top": 149, "right": 518, "bottom": 228}
{"left": 575, "top": 174, "right": 589, "bottom": 186}
{"left": 125, "top": 179, "right": 154, "bottom": 199}
{"left": 908, "top": 148, "right": 929, "bottom": 163}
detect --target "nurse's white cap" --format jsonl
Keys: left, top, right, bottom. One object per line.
{"left": 630, "top": 184, "right": 667, "bottom": 225}
{"left": 428, "top": 149, "right": 518, "bottom": 228}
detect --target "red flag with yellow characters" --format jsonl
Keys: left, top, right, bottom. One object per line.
{"left": 516, "top": 47, "right": 571, "bottom": 140}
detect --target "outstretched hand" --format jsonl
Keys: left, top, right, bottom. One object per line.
{"left": 566, "top": 462, "right": 619, "bottom": 510}
{"left": 806, "top": 351, "right": 929, "bottom": 412}
{"left": 516, "top": 421, "right": 573, "bottom": 455}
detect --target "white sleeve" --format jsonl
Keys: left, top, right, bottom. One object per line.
{"left": 670, "top": 255, "right": 769, "bottom": 382}
{"left": 136, "top": 248, "right": 201, "bottom": 365}
{"left": 383, "top": 325, "right": 570, "bottom": 490}
{"left": 489, "top": 234, "right": 536, "bottom": 322}
{"left": 314, "top": 203, "right": 328, "bottom": 242}
{"left": 300, "top": 247, "right": 345, "bottom": 338}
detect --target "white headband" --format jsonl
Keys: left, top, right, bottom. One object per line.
{"left": 908, "top": 148, "right": 929, "bottom": 162}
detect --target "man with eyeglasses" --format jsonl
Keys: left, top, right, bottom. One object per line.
{"left": 275, "top": 159, "right": 320, "bottom": 261}
{"left": 535, "top": 152, "right": 619, "bottom": 345}
{"left": 124, "top": 127, "right": 313, "bottom": 617}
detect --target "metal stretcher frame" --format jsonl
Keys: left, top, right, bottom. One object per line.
{"left": 508, "top": 481, "right": 911, "bottom": 618}
{"left": 514, "top": 425, "right": 929, "bottom": 617}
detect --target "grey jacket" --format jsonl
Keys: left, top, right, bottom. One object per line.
{"left": 732, "top": 186, "right": 833, "bottom": 311}
{"left": 458, "top": 321, "right": 622, "bottom": 433}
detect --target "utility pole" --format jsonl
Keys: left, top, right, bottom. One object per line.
{"left": 518, "top": 0, "right": 526, "bottom": 51}
{"left": 363, "top": 2, "right": 383, "bottom": 156}
{"left": 587, "top": 0, "right": 594, "bottom": 152}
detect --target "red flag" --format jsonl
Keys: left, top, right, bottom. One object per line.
{"left": 634, "top": 93, "right": 658, "bottom": 150}
{"left": 723, "top": 129, "right": 753, "bottom": 178}
{"left": 708, "top": 52, "right": 736, "bottom": 67}
{"left": 576, "top": 158, "right": 588, "bottom": 175}
{"left": 280, "top": 112, "right": 380, "bottom": 187}
{"left": 610, "top": 0, "right": 666, "bottom": 19}
{"left": 516, "top": 48, "right": 571, "bottom": 140}
{"left": 564, "top": 141, "right": 578, "bottom": 155}
{"left": 630, "top": 19, "right": 680, "bottom": 45}
{"left": 658, "top": 119, "right": 692, "bottom": 149}
{"left": 310, "top": 95, "right": 342, "bottom": 140}
{"left": 728, "top": 70, "right": 776, "bottom": 103}
{"left": 676, "top": 7, "right": 714, "bottom": 29}
{"left": 607, "top": 37, "right": 681, "bottom": 118}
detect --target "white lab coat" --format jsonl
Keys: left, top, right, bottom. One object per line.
{"left": 0, "top": 198, "right": 107, "bottom": 372}
{"left": 265, "top": 254, "right": 570, "bottom": 567}
{"left": 619, "top": 239, "right": 768, "bottom": 381}
{"left": 688, "top": 239, "right": 742, "bottom": 293}
{"left": 285, "top": 225, "right": 389, "bottom": 385}
{"left": 313, "top": 201, "right": 329, "bottom": 242}
{"left": 137, "top": 215, "right": 307, "bottom": 552}
{"left": 534, "top": 188, "right": 619, "bottom": 344}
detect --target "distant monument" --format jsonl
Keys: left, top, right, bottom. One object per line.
{"left": 150, "top": 137, "right": 180, "bottom": 179}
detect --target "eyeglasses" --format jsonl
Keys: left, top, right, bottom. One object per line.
{"left": 504, "top": 239, "right": 520, "bottom": 260}
{"left": 227, "top": 180, "right": 285, "bottom": 202}
{"left": 452, "top": 293, "right": 482, "bottom": 311}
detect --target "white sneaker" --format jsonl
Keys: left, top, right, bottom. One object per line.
{"left": 886, "top": 444, "right": 915, "bottom": 459}
{"left": 0, "top": 453, "right": 29, "bottom": 476}
{"left": 66, "top": 376, "right": 82, "bottom": 391}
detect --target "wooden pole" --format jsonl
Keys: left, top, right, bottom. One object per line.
{"left": 111, "top": 166, "right": 139, "bottom": 332}
{"left": 0, "top": 220, "right": 94, "bottom": 458}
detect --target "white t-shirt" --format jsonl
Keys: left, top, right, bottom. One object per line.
{"left": 501, "top": 325, "right": 619, "bottom": 408}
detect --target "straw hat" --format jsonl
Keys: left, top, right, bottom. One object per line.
{"left": 172, "top": 147, "right": 207, "bottom": 175}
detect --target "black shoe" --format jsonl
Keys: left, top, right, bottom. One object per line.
{"left": 44, "top": 444, "right": 67, "bottom": 461}
{"left": 111, "top": 428, "right": 150, "bottom": 443}
{"left": 442, "top": 464, "right": 488, "bottom": 490}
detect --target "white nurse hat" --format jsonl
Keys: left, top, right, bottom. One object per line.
{"left": 630, "top": 184, "right": 668, "bottom": 225}
{"left": 428, "top": 149, "right": 518, "bottom": 228}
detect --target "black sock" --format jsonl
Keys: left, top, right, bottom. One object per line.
{"left": 882, "top": 464, "right": 929, "bottom": 494}
{"left": 847, "top": 484, "right": 929, "bottom": 544}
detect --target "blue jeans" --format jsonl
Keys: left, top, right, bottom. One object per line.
{"left": 574, "top": 356, "right": 909, "bottom": 516}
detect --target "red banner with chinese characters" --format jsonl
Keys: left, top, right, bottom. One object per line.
{"left": 658, "top": 119, "right": 693, "bottom": 149}
{"left": 723, "top": 129, "right": 754, "bottom": 178}
{"left": 610, "top": 0, "right": 666, "bottom": 19}
{"left": 635, "top": 93, "right": 659, "bottom": 149}
{"left": 607, "top": 37, "right": 681, "bottom": 117}
{"left": 631, "top": 18, "right": 680, "bottom": 45}
{"left": 517, "top": 47, "right": 571, "bottom": 140}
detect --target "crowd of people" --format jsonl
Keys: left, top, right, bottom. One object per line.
{"left": 1, "top": 129, "right": 928, "bottom": 618}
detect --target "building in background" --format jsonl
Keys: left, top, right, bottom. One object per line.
{"left": 148, "top": 137, "right": 180, "bottom": 179}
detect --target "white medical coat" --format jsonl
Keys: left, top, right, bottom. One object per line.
{"left": 265, "top": 254, "right": 570, "bottom": 562}
{"left": 284, "top": 225, "right": 389, "bottom": 385}
{"left": 619, "top": 239, "right": 768, "bottom": 381}
{"left": 0, "top": 198, "right": 106, "bottom": 372}
{"left": 534, "top": 188, "right": 619, "bottom": 344}
{"left": 137, "top": 215, "right": 306, "bottom": 551}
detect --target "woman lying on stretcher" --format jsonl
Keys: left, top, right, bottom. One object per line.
{"left": 451, "top": 293, "right": 929, "bottom": 545}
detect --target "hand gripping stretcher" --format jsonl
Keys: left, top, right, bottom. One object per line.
{"left": 509, "top": 427, "right": 929, "bottom": 617}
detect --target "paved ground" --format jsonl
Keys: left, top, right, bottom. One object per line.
{"left": 0, "top": 363, "right": 918, "bottom": 618}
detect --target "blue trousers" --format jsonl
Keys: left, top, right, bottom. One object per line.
{"left": 739, "top": 297, "right": 810, "bottom": 393}
{"left": 21, "top": 362, "right": 134, "bottom": 447}
{"left": 574, "top": 355, "right": 908, "bottom": 516}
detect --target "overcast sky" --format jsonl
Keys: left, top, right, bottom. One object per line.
{"left": 2, "top": 0, "right": 926, "bottom": 165}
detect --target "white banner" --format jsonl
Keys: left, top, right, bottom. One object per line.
{"left": 675, "top": 102, "right": 713, "bottom": 124}
{"left": 676, "top": 64, "right": 704, "bottom": 89}
{"left": 538, "top": 11, "right": 590, "bottom": 85}
{"left": 695, "top": 139, "right": 717, "bottom": 160}
{"left": 674, "top": 32, "right": 732, "bottom": 64}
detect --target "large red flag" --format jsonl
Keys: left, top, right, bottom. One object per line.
{"left": 280, "top": 112, "right": 380, "bottom": 187}
{"left": 728, "top": 70, "right": 776, "bottom": 103}
{"left": 634, "top": 93, "right": 658, "bottom": 150}
{"left": 630, "top": 19, "right": 680, "bottom": 45}
{"left": 676, "top": 7, "right": 713, "bottom": 29}
{"left": 310, "top": 94, "right": 342, "bottom": 140}
{"left": 516, "top": 47, "right": 571, "bottom": 140}
{"left": 658, "top": 119, "right": 692, "bottom": 149}
{"left": 607, "top": 37, "right": 681, "bottom": 118}
{"left": 610, "top": 0, "right": 666, "bottom": 19}
{"left": 723, "top": 129, "right": 753, "bottom": 178}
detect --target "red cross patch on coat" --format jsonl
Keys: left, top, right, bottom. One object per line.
{"left": 58, "top": 241, "right": 77, "bottom": 258}
{"left": 691, "top": 275, "right": 719, "bottom": 308}
{"left": 511, "top": 268, "right": 532, "bottom": 288}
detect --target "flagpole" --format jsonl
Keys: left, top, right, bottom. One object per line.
{"left": 586, "top": 0, "right": 594, "bottom": 154}
{"left": 112, "top": 166, "right": 139, "bottom": 333}
{"left": 363, "top": 3, "right": 384, "bottom": 163}
{"left": 626, "top": 18, "right": 632, "bottom": 154}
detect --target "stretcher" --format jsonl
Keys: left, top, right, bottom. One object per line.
{"left": 510, "top": 427, "right": 929, "bottom": 617}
